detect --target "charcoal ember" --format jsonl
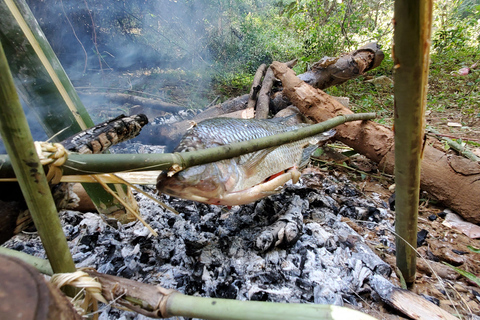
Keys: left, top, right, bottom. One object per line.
{"left": 255, "top": 195, "right": 305, "bottom": 252}
{"left": 417, "top": 229, "right": 429, "bottom": 247}
{"left": 303, "top": 223, "right": 337, "bottom": 251}
{"left": 215, "top": 282, "right": 238, "bottom": 299}
{"left": 314, "top": 285, "right": 344, "bottom": 305}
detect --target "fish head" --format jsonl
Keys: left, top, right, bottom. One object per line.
{"left": 157, "top": 159, "right": 242, "bottom": 205}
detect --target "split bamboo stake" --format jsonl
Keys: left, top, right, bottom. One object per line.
{"left": 393, "top": 0, "right": 433, "bottom": 284}
{"left": 0, "top": 113, "right": 377, "bottom": 178}
{"left": 0, "top": 41, "right": 76, "bottom": 279}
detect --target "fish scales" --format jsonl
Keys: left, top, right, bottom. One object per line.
{"left": 157, "top": 117, "right": 335, "bottom": 206}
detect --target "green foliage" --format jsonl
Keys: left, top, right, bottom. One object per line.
{"left": 432, "top": 0, "right": 480, "bottom": 53}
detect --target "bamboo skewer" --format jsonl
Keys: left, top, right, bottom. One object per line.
{"left": 0, "top": 113, "right": 377, "bottom": 179}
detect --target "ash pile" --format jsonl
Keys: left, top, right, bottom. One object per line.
{"left": 4, "top": 157, "right": 395, "bottom": 320}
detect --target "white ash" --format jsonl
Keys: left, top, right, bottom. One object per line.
{"left": 4, "top": 167, "right": 396, "bottom": 320}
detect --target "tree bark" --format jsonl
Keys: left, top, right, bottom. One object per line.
{"left": 271, "top": 61, "right": 480, "bottom": 224}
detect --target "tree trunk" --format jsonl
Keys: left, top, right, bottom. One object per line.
{"left": 270, "top": 61, "right": 480, "bottom": 225}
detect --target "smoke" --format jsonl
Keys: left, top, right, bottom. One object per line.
{"left": 27, "top": 0, "right": 213, "bottom": 74}
{"left": 0, "top": 0, "right": 218, "bottom": 151}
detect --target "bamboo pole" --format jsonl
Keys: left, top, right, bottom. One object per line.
{"left": 0, "top": 113, "right": 376, "bottom": 178}
{"left": 393, "top": 0, "right": 433, "bottom": 284}
{"left": 0, "top": 41, "right": 76, "bottom": 278}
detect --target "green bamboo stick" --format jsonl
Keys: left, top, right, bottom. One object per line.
{"left": 0, "top": 113, "right": 376, "bottom": 178}
{"left": 167, "top": 293, "right": 377, "bottom": 320}
{"left": 0, "top": 246, "right": 53, "bottom": 276}
{"left": 393, "top": 0, "right": 433, "bottom": 284}
{"left": 0, "top": 41, "right": 76, "bottom": 276}
{"left": 0, "top": 0, "right": 93, "bottom": 138}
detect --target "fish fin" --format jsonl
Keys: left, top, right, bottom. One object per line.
{"left": 299, "top": 145, "right": 318, "bottom": 168}
{"left": 237, "top": 148, "right": 274, "bottom": 170}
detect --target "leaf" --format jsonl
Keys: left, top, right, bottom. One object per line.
{"left": 443, "top": 262, "right": 480, "bottom": 287}
{"left": 342, "top": 150, "right": 358, "bottom": 157}
{"left": 467, "top": 245, "right": 480, "bottom": 253}
{"left": 312, "top": 147, "right": 325, "bottom": 158}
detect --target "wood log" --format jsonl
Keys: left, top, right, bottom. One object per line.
{"left": 247, "top": 64, "right": 267, "bottom": 110}
{"left": 297, "top": 42, "right": 384, "bottom": 89}
{"left": 255, "top": 66, "right": 275, "bottom": 119}
{"left": 0, "top": 254, "right": 81, "bottom": 320}
{"left": 61, "top": 114, "right": 148, "bottom": 154}
{"left": 270, "top": 61, "right": 480, "bottom": 224}
{"left": 147, "top": 44, "right": 382, "bottom": 146}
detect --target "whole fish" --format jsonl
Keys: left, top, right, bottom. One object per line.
{"left": 157, "top": 117, "right": 335, "bottom": 206}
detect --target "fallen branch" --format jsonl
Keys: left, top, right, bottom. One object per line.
{"left": 255, "top": 66, "right": 275, "bottom": 119}
{"left": 428, "top": 129, "right": 480, "bottom": 162}
{"left": 247, "top": 63, "right": 267, "bottom": 110}
{"left": 270, "top": 61, "right": 480, "bottom": 224}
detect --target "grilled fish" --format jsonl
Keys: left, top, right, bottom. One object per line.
{"left": 157, "top": 117, "right": 334, "bottom": 206}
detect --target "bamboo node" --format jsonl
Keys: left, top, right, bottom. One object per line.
{"left": 157, "top": 286, "right": 177, "bottom": 317}
{"left": 168, "top": 153, "right": 186, "bottom": 177}
{"left": 34, "top": 141, "right": 68, "bottom": 184}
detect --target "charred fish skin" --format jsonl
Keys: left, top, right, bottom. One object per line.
{"left": 157, "top": 117, "right": 335, "bottom": 206}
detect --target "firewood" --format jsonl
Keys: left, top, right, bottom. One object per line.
{"left": 370, "top": 274, "right": 458, "bottom": 320}
{"left": 148, "top": 44, "right": 382, "bottom": 146}
{"left": 255, "top": 66, "right": 275, "bottom": 119}
{"left": 60, "top": 114, "right": 148, "bottom": 154}
{"left": 270, "top": 61, "right": 480, "bottom": 224}
{"left": 247, "top": 63, "right": 268, "bottom": 110}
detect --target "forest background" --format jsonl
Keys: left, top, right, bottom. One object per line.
{"left": 27, "top": 0, "right": 480, "bottom": 140}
